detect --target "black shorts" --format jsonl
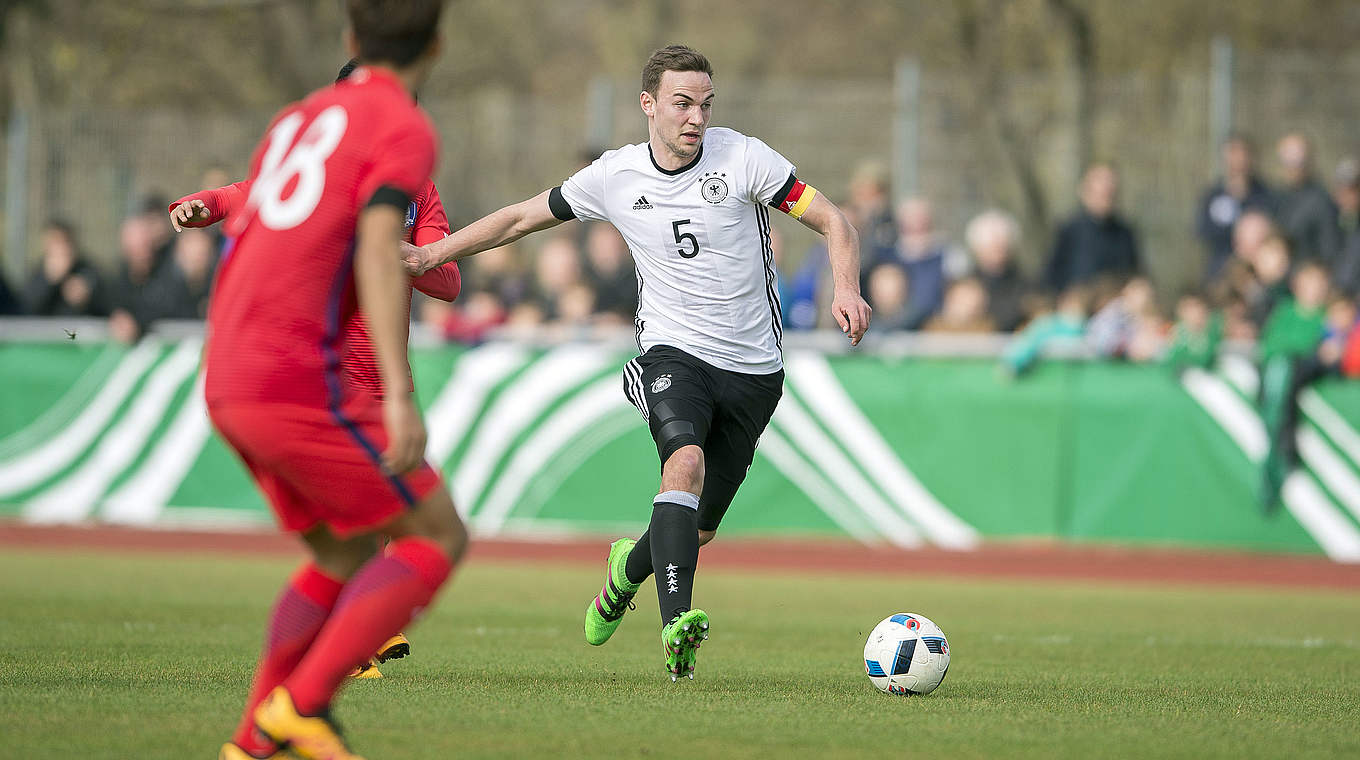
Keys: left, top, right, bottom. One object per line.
{"left": 622, "top": 345, "right": 783, "bottom": 531}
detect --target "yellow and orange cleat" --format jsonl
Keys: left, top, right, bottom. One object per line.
{"left": 347, "top": 659, "right": 383, "bottom": 679}
{"left": 218, "top": 741, "right": 286, "bottom": 760}
{"left": 375, "top": 633, "right": 410, "bottom": 664}
{"left": 253, "top": 686, "right": 366, "bottom": 760}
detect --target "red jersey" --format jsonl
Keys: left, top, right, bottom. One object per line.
{"left": 205, "top": 66, "right": 438, "bottom": 408}
{"left": 175, "top": 177, "right": 459, "bottom": 398}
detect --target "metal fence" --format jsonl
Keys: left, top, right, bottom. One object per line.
{"left": 4, "top": 41, "right": 1359, "bottom": 300}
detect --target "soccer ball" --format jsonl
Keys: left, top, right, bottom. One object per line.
{"left": 863, "top": 613, "right": 950, "bottom": 695}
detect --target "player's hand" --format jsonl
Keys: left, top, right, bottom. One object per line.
{"left": 382, "top": 392, "right": 428, "bottom": 475}
{"left": 400, "top": 241, "right": 432, "bottom": 277}
{"left": 832, "top": 287, "right": 871, "bottom": 346}
{"left": 169, "top": 200, "right": 210, "bottom": 232}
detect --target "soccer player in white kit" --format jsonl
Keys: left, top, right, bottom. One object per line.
{"left": 404, "top": 45, "right": 870, "bottom": 679}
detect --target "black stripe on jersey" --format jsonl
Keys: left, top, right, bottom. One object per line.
{"left": 633, "top": 266, "right": 646, "bottom": 353}
{"left": 548, "top": 186, "right": 576, "bottom": 221}
{"left": 755, "top": 205, "right": 783, "bottom": 350}
{"left": 769, "top": 172, "right": 799, "bottom": 209}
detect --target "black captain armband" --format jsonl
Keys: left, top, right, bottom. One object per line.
{"left": 548, "top": 186, "right": 577, "bottom": 221}
{"left": 367, "top": 185, "right": 411, "bottom": 211}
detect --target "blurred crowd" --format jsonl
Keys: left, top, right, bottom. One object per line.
{"left": 2, "top": 132, "right": 1359, "bottom": 384}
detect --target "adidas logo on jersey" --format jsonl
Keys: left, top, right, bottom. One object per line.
{"left": 632, "top": 195, "right": 654, "bottom": 210}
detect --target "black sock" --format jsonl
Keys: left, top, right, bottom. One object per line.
{"left": 624, "top": 530, "right": 653, "bottom": 585}
{"left": 648, "top": 493, "right": 700, "bottom": 625}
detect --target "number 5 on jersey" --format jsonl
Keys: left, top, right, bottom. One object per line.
{"left": 247, "top": 105, "right": 349, "bottom": 230}
{"left": 672, "top": 219, "right": 700, "bottom": 259}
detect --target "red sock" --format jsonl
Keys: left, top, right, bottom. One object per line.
{"left": 284, "top": 537, "right": 453, "bottom": 715}
{"left": 232, "top": 563, "right": 344, "bottom": 755}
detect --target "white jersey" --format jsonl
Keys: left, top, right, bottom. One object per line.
{"left": 554, "top": 127, "right": 806, "bottom": 374}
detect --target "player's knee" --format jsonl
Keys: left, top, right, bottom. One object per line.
{"left": 698, "top": 529, "right": 717, "bottom": 546}
{"left": 386, "top": 488, "right": 467, "bottom": 563}
{"left": 662, "top": 444, "right": 705, "bottom": 492}
{"left": 303, "top": 529, "right": 378, "bottom": 579}
{"left": 668, "top": 445, "right": 704, "bottom": 477}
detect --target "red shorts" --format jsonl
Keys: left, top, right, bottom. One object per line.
{"left": 209, "top": 397, "right": 443, "bottom": 537}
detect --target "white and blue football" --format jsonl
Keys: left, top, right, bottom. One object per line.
{"left": 863, "top": 613, "right": 950, "bottom": 695}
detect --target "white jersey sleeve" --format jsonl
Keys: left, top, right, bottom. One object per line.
{"left": 742, "top": 135, "right": 796, "bottom": 206}
{"left": 558, "top": 156, "right": 610, "bottom": 222}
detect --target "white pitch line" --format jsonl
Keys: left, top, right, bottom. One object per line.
{"left": 755, "top": 425, "right": 882, "bottom": 546}
{"left": 1281, "top": 472, "right": 1360, "bottom": 563}
{"left": 473, "top": 378, "right": 630, "bottom": 534}
{"left": 1296, "top": 425, "right": 1360, "bottom": 526}
{"left": 1217, "top": 353, "right": 1261, "bottom": 399}
{"left": 424, "top": 343, "right": 530, "bottom": 467}
{"left": 771, "top": 393, "right": 923, "bottom": 548}
{"left": 452, "top": 344, "right": 614, "bottom": 515}
{"left": 0, "top": 343, "right": 122, "bottom": 460}
{"left": 1298, "top": 388, "right": 1360, "bottom": 472}
{"left": 1182, "top": 368, "right": 1360, "bottom": 562}
{"left": 786, "top": 352, "right": 979, "bottom": 549}
{"left": 101, "top": 372, "right": 212, "bottom": 525}
{"left": 24, "top": 338, "right": 203, "bottom": 523}
{"left": 1181, "top": 368, "right": 1268, "bottom": 462}
{"left": 0, "top": 340, "right": 162, "bottom": 499}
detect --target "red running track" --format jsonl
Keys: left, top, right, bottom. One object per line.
{"left": 3, "top": 522, "right": 1357, "bottom": 591}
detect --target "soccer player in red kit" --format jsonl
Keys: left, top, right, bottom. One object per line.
{"left": 170, "top": 58, "right": 460, "bottom": 681}
{"left": 205, "top": 2, "right": 461, "bottom": 758}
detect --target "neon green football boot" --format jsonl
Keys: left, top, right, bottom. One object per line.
{"left": 661, "top": 609, "right": 710, "bottom": 681}
{"left": 584, "top": 538, "right": 642, "bottom": 645}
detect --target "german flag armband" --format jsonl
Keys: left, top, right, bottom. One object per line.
{"left": 770, "top": 175, "right": 818, "bottom": 219}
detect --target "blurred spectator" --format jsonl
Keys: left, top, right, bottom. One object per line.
{"left": 923, "top": 277, "right": 994, "bottom": 334}
{"left": 1331, "top": 158, "right": 1360, "bottom": 297}
{"left": 145, "top": 227, "right": 218, "bottom": 320}
{"left": 0, "top": 269, "right": 17, "bottom": 315}
{"left": 583, "top": 223, "right": 636, "bottom": 324}
{"left": 22, "top": 219, "right": 106, "bottom": 317}
{"left": 964, "top": 209, "right": 1030, "bottom": 332}
{"left": 139, "top": 193, "right": 176, "bottom": 262}
{"left": 1209, "top": 209, "right": 1276, "bottom": 313}
{"left": 107, "top": 215, "right": 167, "bottom": 343}
{"left": 784, "top": 240, "right": 832, "bottom": 331}
{"left": 1273, "top": 132, "right": 1341, "bottom": 264}
{"left": 865, "top": 263, "right": 911, "bottom": 331}
{"left": 1044, "top": 163, "right": 1141, "bottom": 293}
{"left": 1246, "top": 235, "right": 1292, "bottom": 329}
{"left": 768, "top": 228, "right": 798, "bottom": 327}
{"left": 1258, "top": 262, "right": 1333, "bottom": 509}
{"left": 846, "top": 161, "right": 896, "bottom": 253}
{"left": 1260, "top": 262, "right": 1329, "bottom": 362}
{"left": 518, "top": 236, "right": 583, "bottom": 325}
{"left": 1318, "top": 297, "right": 1357, "bottom": 368}
{"left": 556, "top": 283, "right": 597, "bottom": 327}
{"left": 461, "top": 242, "right": 531, "bottom": 312}
{"left": 1086, "top": 276, "right": 1162, "bottom": 359}
{"left": 1220, "top": 292, "right": 1258, "bottom": 343}
{"left": 1001, "top": 286, "right": 1089, "bottom": 376}
{"left": 1164, "top": 290, "right": 1222, "bottom": 372}
{"left": 870, "top": 197, "right": 965, "bottom": 329}
{"left": 1197, "top": 134, "right": 1273, "bottom": 281}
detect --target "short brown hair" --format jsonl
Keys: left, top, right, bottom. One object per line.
{"left": 642, "top": 45, "right": 713, "bottom": 95}
{"left": 347, "top": 0, "right": 444, "bottom": 68}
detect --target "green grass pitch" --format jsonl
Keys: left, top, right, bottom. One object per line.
{"left": 0, "top": 549, "right": 1356, "bottom": 759}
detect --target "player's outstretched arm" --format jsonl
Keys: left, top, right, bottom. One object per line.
{"left": 404, "top": 189, "right": 564, "bottom": 275}
{"left": 168, "top": 181, "right": 250, "bottom": 232}
{"left": 796, "top": 193, "right": 871, "bottom": 345}
{"left": 356, "top": 202, "right": 427, "bottom": 474}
